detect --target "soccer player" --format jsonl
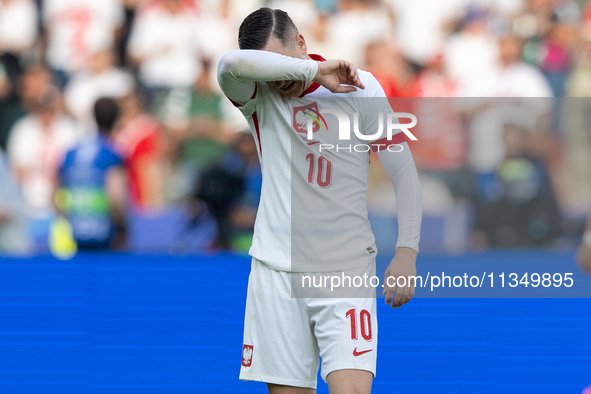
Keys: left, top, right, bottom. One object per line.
{"left": 218, "top": 8, "right": 422, "bottom": 394}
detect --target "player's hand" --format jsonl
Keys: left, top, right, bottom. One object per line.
{"left": 383, "top": 247, "right": 417, "bottom": 309}
{"left": 577, "top": 244, "right": 591, "bottom": 274}
{"left": 312, "top": 59, "right": 365, "bottom": 94}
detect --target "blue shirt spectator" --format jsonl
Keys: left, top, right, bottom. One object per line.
{"left": 59, "top": 135, "right": 123, "bottom": 248}
{"left": 57, "top": 97, "right": 126, "bottom": 250}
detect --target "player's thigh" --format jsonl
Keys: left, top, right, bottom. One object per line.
{"left": 267, "top": 383, "right": 316, "bottom": 394}
{"left": 240, "top": 258, "right": 319, "bottom": 388}
{"left": 309, "top": 296, "right": 378, "bottom": 383}
{"left": 326, "top": 369, "right": 372, "bottom": 394}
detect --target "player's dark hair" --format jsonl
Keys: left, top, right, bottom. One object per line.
{"left": 93, "top": 97, "right": 119, "bottom": 134}
{"left": 238, "top": 8, "right": 298, "bottom": 50}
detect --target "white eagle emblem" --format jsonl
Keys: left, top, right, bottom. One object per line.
{"left": 295, "top": 109, "right": 310, "bottom": 132}
{"left": 242, "top": 345, "right": 253, "bottom": 367}
{"left": 292, "top": 102, "right": 322, "bottom": 135}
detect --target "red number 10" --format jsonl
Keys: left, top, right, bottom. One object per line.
{"left": 306, "top": 153, "right": 332, "bottom": 188}
{"left": 346, "top": 309, "right": 372, "bottom": 341}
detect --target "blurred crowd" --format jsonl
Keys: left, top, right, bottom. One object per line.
{"left": 0, "top": 0, "right": 590, "bottom": 254}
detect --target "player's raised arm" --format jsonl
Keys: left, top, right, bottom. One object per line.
{"left": 218, "top": 6, "right": 365, "bottom": 105}
{"left": 217, "top": 49, "right": 319, "bottom": 105}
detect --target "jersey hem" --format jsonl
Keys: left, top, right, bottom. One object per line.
{"left": 321, "top": 364, "right": 376, "bottom": 383}
{"left": 251, "top": 255, "right": 377, "bottom": 274}
{"left": 239, "top": 372, "right": 317, "bottom": 389}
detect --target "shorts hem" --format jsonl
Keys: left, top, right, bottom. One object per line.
{"left": 239, "top": 372, "right": 316, "bottom": 389}
{"left": 321, "top": 363, "right": 376, "bottom": 383}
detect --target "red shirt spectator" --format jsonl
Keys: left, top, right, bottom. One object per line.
{"left": 113, "top": 93, "right": 165, "bottom": 209}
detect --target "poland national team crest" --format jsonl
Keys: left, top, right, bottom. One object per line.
{"left": 292, "top": 102, "right": 327, "bottom": 135}
{"left": 242, "top": 345, "right": 253, "bottom": 368}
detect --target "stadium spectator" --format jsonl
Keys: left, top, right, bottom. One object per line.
{"left": 193, "top": 0, "right": 239, "bottom": 91}
{"left": 112, "top": 92, "right": 166, "bottom": 209}
{"left": 0, "top": 59, "right": 25, "bottom": 151}
{"left": 411, "top": 70, "right": 470, "bottom": 199}
{"left": 552, "top": 0, "right": 581, "bottom": 25}
{"left": 181, "top": 62, "right": 230, "bottom": 159}
{"left": 0, "top": 0, "right": 38, "bottom": 56}
{"left": 7, "top": 86, "right": 79, "bottom": 218}
{"left": 495, "top": 34, "right": 554, "bottom": 96}
{"left": 57, "top": 97, "right": 126, "bottom": 250}
{"left": 194, "top": 164, "right": 244, "bottom": 250}
{"left": 416, "top": 53, "right": 457, "bottom": 97}
{"left": 164, "top": 63, "right": 232, "bottom": 203}
{"left": 0, "top": 149, "right": 29, "bottom": 254}
{"left": 577, "top": 218, "right": 591, "bottom": 274}
{"left": 268, "top": 0, "right": 319, "bottom": 41}
{"left": 127, "top": 0, "right": 203, "bottom": 107}
{"left": 324, "top": 0, "right": 393, "bottom": 66}
{"left": 18, "top": 66, "right": 54, "bottom": 111}
{"left": 115, "top": 0, "right": 145, "bottom": 68}
{"left": 42, "top": 0, "right": 125, "bottom": 87}
{"left": 65, "top": 48, "right": 134, "bottom": 131}
{"left": 465, "top": 34, "right": 553, "bottom": 184}
{"left": 199, "top": 0, "right": 264, "bottom": 23}
{"left": 301, "top": 12, "right": 333, "bottom": 60}
{"left": 387, "top": 0, "right": 465, "bottom": 66}
{"left": 562, "top": 16, "right": 591, "bottom": 209}
{"left": 364, "top": 41, "right": 419, "bottom": 97}
{"left": 540, "top": 22, "right": 575, "bottom": 97}
{"left": 472, "top": 119, "right": 563, "bottom": 248}
{"left": 222, "top": 131, "right": 262, "bottom": 251}
{"left": 444, "top": 6, "right": 499, "bottom": 97}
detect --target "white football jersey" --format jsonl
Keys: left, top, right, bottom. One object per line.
{"left": 231, "top": 56, "right": 405, "bottom": 272}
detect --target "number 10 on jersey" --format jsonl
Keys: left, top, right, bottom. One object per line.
{"left": 306, "top": 153, "right": 332, "bottom": 188}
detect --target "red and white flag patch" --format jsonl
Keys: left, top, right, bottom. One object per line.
{"left": 242, "top": 344, "right": 253, "bottom": 368}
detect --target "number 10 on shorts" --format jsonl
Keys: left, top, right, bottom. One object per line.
{"left": 346, "top": 309, "right": 372, "bottom": 341}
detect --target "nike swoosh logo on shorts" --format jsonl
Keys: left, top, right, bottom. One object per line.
{"left": 353, "top": 348, "right": 373, "bottom": 357}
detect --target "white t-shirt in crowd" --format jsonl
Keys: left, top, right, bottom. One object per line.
{"left": 445, "top": 32, "right": 500, "bottom": 97}
{"left": 7, "top": 114, "right": 79, "bottom": 216}
{"left": 65, "top": 67, "right": 134, "bottom": 129}
{"left": 466, "top": 62, "right": 553, "bottom": 173}
{"left": 388, "top": 0, "right": 467, "bottom": 64}
{"left": 199, "top": 0, "right": 264, "bottom": 24}
{"left": 0, "top": 0, "right": 38, "bottom": 53}
{"left": 267, "top": 0, "right": 319, "bottom": 39}
{"left": 128, "top": 1, "right": 202, "bottom": 88}
{"left": 493, "top": 62, "right": 554, "bottom": 98}
{"left": 325, "top": 7, "right": 393, "bottom": 66}
{"left": 196, "top": 12, "right": 239, "bottom": 92}
{"left": 43, "top": 0, "right": 124, "bottom": 73}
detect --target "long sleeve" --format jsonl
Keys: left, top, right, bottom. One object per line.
{"left": 377, "top": 143, "right": 423, "bottom": 252}
{"left": 217, "top": 50, "right": 319, "bottom": 105}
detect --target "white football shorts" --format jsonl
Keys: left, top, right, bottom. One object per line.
{"left": 239, "top": 257, "right": 377, "bottom": 389}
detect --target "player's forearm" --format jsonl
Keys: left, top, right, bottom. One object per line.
{"left": 217, "top": 50, "right": 318, "bottom": 103}
{"left": 393, "top": 169, "right": 422, "bottom": 253}
{"left": 378, "top": 146, "right": 422, "bottom": 252}
{"left": 219, "top": 50, "right": 318, "bottom": 83}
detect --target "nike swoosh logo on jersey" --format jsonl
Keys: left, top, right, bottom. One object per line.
{"left": 353, "top": 348, "right": 373, "bottom": 357}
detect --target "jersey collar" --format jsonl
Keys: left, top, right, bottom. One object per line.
{"left": 299, "top": 54, "right": 325, "bottom": 97}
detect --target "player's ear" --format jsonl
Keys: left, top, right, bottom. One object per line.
{"left": 295, "top": 33, "right": 307, "bottom": 56}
